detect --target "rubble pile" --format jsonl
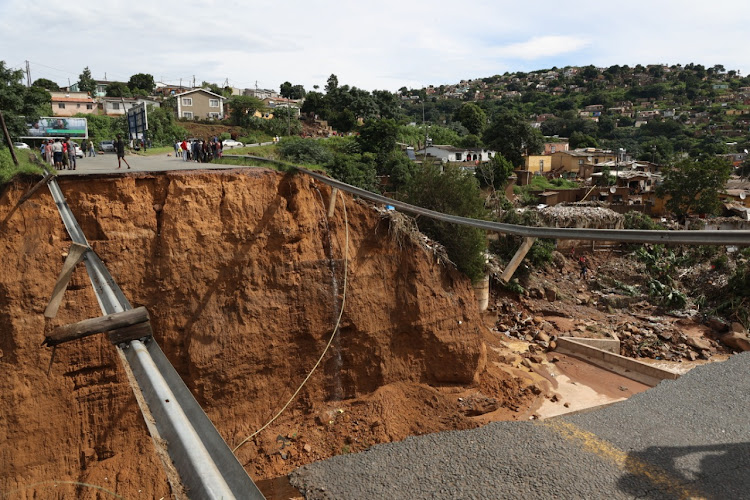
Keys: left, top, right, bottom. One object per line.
{"left": 538, "top": 205, "right": 624, "bottom": 229}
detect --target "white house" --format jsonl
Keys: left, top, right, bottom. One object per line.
{"left": 175, "top": 88, "right": 226, "bottom": 120}
{"left": 417, "top": 145, "right": 496, "bottom": 164}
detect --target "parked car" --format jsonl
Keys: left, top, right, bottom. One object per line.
{"left": 70, "top": 141, "right": 84, "bottom": 158}
{"left": 13, "top": 142, "right": 30, "bottom": 149}
{"left": 100, "top": 140, "right": 115, "bottom": 153}
{"left": 222, "top": 139, "right": 244, "bottom": 149}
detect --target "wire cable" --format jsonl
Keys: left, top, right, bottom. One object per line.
{"left": 233, "top": 189, "right": 349, "bottom": 452}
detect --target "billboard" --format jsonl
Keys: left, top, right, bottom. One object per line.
{"left": 24, "top": 117, "right": 88, "bottom": 139}
{"left": 127, "top": 104, "right": 148, "bottom": 140}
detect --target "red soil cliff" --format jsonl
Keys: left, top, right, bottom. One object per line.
{"left": 0, "top": 170, "right": 532, "bottom": 498}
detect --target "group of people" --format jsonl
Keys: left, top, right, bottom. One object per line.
{"left": 175, "top": 138, "right": 223, "bottom": 163}
{"left": 40, "top": 137, "right": 86, "bottom": 170}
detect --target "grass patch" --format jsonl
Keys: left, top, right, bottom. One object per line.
{"left": 138, "top": 146, "right": 174, "bottom": 157}
{"left": 225, "top": 144, "right": 279, "bottom": 157}
{"left": 0, "top": 148, "right": 47, "bottom": 187}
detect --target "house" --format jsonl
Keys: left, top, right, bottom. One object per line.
{"left": 175, "top": 89, "right": 226, "bottom": 120}
{"left": 543, "top": 140, "right": 569, "bottom": 155}
{"left": 49, "top": 91, "right": 96, "bottom": 117}
{"left": 417, "top": 145, "right": 495, "bottom": 165}
{"left": 523, "top": 155, "right": 554, "bottom": 173}
{"left": 243, "top": 88, "right": 278, "bottom": 99}
{"left": 550, "top": 148, "right": 617, "bottom": 175}
{"left": 69, "top": 79, "right": 122, "bottom": 97}
{"left": 97, "top": 97, "right": 160, "bottom": 116}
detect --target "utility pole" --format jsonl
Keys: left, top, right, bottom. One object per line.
{"left": 25, "top": 60, "right": 31, "bottom": 87}
{"left": 192, "top": 75, "right": 195, "bottom": 88}
{"left": 0, "top": 111, "right": 19, "bottom": 166}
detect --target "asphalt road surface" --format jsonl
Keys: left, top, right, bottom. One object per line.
{"left": 54, "top": 150, "right": 242, "bottom": 175}
{"left": 290, "top": 352, "right": 750, "bottom": 499}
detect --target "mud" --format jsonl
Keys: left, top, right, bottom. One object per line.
{"left": 0, "top": 170, "right": 536, "bottom": 498}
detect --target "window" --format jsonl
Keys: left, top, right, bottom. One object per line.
{"left": 183, "top": 111, "right": 193, "bottom": 119}
{"left": 76, "top": 104, "right": 81, "bottom": 108}
{"left": 182, "top": 97, "right": 193, "bottom": 106}
{"left": 86, "top": 104, "right": 93, "bottom": 110}
{"left": 455, "top": 153, "right": 462, "bottom": 161}
{"left": 209, "top": 112, "right": 220, "bottom": 119}
{"left": 578, "top": 159, "right": 584, "bottom": 165}
{"left": 112, "top": 103, "right": 120, "bottom": 110}
{"left": 551, "top": 146, "right": 556, "bottom": 153}
{"left": 58, "top": 103, "right": 65, "bottom": 109}
{"left": 209, "top": 99, "right": 219, "bottom": 107}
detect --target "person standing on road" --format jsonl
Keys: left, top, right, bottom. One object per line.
{"left": 88, "top": 139, "right": 96, "bottom": 157}
{"left": 174, "top": 140, "right": 181, "bottom": 158}
{"left": 45, "top": 140, "right": 54, "bottom": 166}
{"left": 51, "top": 138, "right": 63, "bottom": 170}
{"left": 66, "top": 137, "right": 77, "bottom": 170}
{"left": 114, "top": 134, "right": 131, "bottom": 169}
{"left": 181, "top": 139, "right": 189, "bottom": 161}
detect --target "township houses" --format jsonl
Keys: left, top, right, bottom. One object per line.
{"left": 98, "top": 97, "right": 160, "bottom": 116}
{"left": 175, "top": 89, "right": 227, "bottom": 120}
{"left": 50, "top": 92, "right": 159, "bottom": 117}
{"left": 50, "top": 92, "right": 95, "bottom": 117}
{"left": 254, "top": 97, "right": 302, "bottom": 119}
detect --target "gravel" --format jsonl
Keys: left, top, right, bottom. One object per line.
{"left": 290, "top": 352, "right": 750, "bottom": 499}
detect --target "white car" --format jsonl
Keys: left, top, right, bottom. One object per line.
{"left": 13, "top": 142, "right": 30, "bottom": 149}
{"left": 70, "top": 142, "right": 84, "bottom": 158}
{"left": 222, "top": 139, "right": 244, "bottom": 149}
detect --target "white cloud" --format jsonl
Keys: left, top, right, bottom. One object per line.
{"left": 2, "top": 0, "right": 749, "bottom": 92}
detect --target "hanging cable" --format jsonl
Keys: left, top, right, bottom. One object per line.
{"left": 233, "top": 189, "right": 349, "bottom": 453}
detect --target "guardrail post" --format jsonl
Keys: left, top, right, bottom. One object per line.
{"left": 500, "top": 237, "right": 536, "bottom": 283}
{"left": 327, "top": 187, "right": 338, "bottom": 218}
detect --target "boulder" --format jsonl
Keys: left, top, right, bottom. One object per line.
{"left": 720, "top": 332, "right": 750, "bottom": 352}
{"left": 685, "top": 337, "right": 712, "bottom": 351}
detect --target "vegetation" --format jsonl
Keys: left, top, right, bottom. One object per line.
{"left": 0, "top": 61, "right": 51, "bottom": 143}
{"left": 402, "top": 163, "right": 488, "bottom": 282}
{"left": 657, "top": 155, "right": 732, "bottom": 220}
{"left": 0, "top": 148, "right": 45, "bottom": 186}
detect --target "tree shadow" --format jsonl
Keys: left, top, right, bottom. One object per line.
{"left": 618, "top": 442, "right": 750, "bottom": 499}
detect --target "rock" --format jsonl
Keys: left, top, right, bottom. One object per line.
{"left": 531, "top": 355, "right": 545, "bottom": 364}
{"left": 303, "top": 444, "right": 312, "bottom": 453}
{"left": 658, "top": 331, "right": 673, "bottom": 342}
{"left": 535, "top": 331, "right": 550, "bottom": 343}
{"left": 521, "top": 359, "right": 532, "bottom": 369}
{"left": 720, "top": 332, "right": 750, "bottom": 352}
{"left": 545, "top": 287, "right": 557, "bottom": 302}
{"left": 685, "top": 337, "right": 712, "bottom": 351}
{"left": 550, "top": 355, "right": 561, "bottom": 363}
{"left": 686, "top": 351, "right": 698, "bottom": 361}
{"left": 548, "top": 341, "right": 557, "bottom": 351}
{"left": 563, "top": 402, "right": 570, "bottom": 408}
{"left": 731, "top": 322, "right": 748, "bottom": 335}
{"left": 706, "top": 317, "right": 728, "bottom": 333}
{"left": 533, "top": 316, "right": 544, "bottom": 325}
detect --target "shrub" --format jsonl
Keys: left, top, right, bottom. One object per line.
{"left": 277, "top": 137, "right": 332, "bottom": 165}
{"left": 623, "top": 211, "right": 664, "bottom": 230}
{"left": 403, "top": 162, "right": 488, "bottom": 282}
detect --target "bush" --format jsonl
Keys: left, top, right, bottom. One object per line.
{"left": 623, "top": 211, "right": 664, "bottom": 230}
{"left": 277, "top": 137, "right": 332, "bottom": 165}
{"left": 325, "top": 152, "right": 378, "bottom": 192}
{"left": 403, "top": 163, "right": 488, "bottom": 282}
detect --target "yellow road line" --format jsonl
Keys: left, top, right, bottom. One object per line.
{"left": 539, "top": 420, "right": 706, "bottom": 500}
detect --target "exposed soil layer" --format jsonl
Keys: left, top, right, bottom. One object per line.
{"left": 0, "top": 170, "right": 537, "bottom": 498}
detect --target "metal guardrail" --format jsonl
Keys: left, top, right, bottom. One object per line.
{"left": 47, "top": 175, "right": 264, "bottom": 499}
{"left": 223, "top": 154, "right": 750, "bottom": 246}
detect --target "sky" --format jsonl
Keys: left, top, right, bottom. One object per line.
{"left": 2, "top": 0, "right": 749, "bottom": 93}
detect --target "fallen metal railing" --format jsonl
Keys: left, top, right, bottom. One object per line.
{"left": 47, "top": 175, "right": 264, "bottom": 499}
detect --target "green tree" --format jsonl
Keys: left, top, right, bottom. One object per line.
{"left": 658, "top": 156, "right": 731, "bottom": 220}
{"left": 77, "top": 67, "right": 96, "bottom": 94}
{"left": 105, "top": 81, "right": 132, "bottom": 97}
{"left": 403, "top": 162, "right": 488, "bottom": 282}
{"left": 482, "top": 111, "right": 543, "bottom": 167}
{"left": 128, "top": 73, "right": 155, "bottom": 94}
{"left": 227, "top": 95, "right": 265, "bottom": 126}
{"left": 300, "top": 91, "right": 326, "bottom": 116}
{"left": 454, "top": 102, "right": 487, "bottom": 135}
{"left": 357, "top": 118, "right": 398, "bottom": 167}
{"left": 475, "top": 153, "right": 514, "bottom": 190}
{"left": 569, "top": 131, "right": 599, "bottom": 149}
{"left": 32, "top": 78, "right": 60, "bottom": 91}
{"left": 0, "top": 61, "right": 51, "bottom": 142}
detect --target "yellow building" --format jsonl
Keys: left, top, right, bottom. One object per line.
{"left": 523, "top": 155, "right": 554, "bottom": 173}
{"left": 550, "top": 149, "right": 617, "bottom": 175}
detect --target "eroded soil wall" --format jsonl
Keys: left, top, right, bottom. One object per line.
{"left": 0, "top": 170, "right": 489, "bottom": 497}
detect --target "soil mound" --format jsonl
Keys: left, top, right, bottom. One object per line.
{"left": 0, "top": 170, "right": 534, "bottom": 497}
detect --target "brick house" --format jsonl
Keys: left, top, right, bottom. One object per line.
{"left": 175, "top": 89, "right": 226, "bottom": 120}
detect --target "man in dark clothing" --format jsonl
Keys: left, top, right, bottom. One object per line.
{"left": 114, "top": 134, "right": 131, "bottom": 169}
